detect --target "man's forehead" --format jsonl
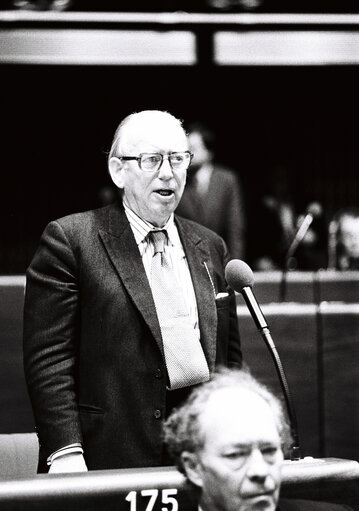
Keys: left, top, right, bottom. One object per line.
{"left": 199, "top": 387, "right": 279, "bottom": 437}
{"left": 124, "top": 117, "right": 187, "bottom": 147}
{"left": 206, "top": 386, "right": 269, "bottom": 409}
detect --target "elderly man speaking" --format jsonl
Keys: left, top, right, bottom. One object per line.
{"left": 23, "top": 110, "right": 241, "bottom": 474}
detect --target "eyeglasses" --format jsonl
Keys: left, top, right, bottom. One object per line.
{"left": 119, "top": 151, "right": 193, "bottom": 173}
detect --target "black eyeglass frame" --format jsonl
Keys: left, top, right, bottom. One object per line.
{"left": 118, "top": 151, "right": 193, "bottom": 172}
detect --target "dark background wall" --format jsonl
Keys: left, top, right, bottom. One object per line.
{"left": 1, "top": 64, "right": 359, "bottom": 273}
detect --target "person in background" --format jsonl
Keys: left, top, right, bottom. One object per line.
{"left": 23, "top": 110, "right": 241, "bottom": 474}
{"left": 164, "top": 367, "right": 353, "bottom": 511}
{"left": 328, "top": 207, "right": 359, "bottom": 270}
{"left": 176, "top": 122, "right": 246, "bottom": 260}
{"left": 250, "top": 165, "right": 326, "bottom": 271}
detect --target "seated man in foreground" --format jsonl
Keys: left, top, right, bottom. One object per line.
{"left": 163, "top": 368, "right": 352, "bottom": 511}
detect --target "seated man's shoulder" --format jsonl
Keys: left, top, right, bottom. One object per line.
{"left": 279, "top": 498, "right": 353, "bottom": 511}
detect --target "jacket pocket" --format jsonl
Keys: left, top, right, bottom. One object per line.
{"left": 215, "top": 294, "right": 231, "bottom": 310}
{"left": 79, "top": 404, "right": 105, "bottom": 415}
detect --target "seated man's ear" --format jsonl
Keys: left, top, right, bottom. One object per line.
{"left": 181, "top": 451, "right": 204, "bottom": 488}
{"left": 108, "top": 157, "right": 125, "bottom": 189}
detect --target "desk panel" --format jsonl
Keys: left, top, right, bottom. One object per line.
{"left": 244, "top": 271, "right": 315, "bottom": 304}
{"left": 0, "top": 277, "right": 33, "bottom": 433}
{"left": 320, "top": 303, "right": 359, "bottom": 461}
{"left": 318, "top": 270, "right": 359, "bottom": 303}
{"left": 245, "top": 270, "right": 359, "bottom": 304}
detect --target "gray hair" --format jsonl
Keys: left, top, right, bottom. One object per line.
{"left": 163, "top": 366, "right": 291, "bottom": 474}
{"left": 108, "top": 110, "right": 186, "bottom": 162}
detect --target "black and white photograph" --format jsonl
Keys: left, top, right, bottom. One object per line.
{"left": 0, "top": 1, "right": 358, "bottom": 510}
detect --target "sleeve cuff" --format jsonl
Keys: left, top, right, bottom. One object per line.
{"left": 47, "top": 443, "right": 84, "bottom": 466}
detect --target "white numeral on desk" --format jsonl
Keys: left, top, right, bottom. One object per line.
{"left": 126, "top": 491, "right": 137, "bottom": 511}
{"left": 161, "top": 489, "right": 178, "bottom": 511}
{"left": 125, "top": 488, "right": 178, "bottom": 511}
{"left": 141, "top": 489, "right": 159, "bottom": 511}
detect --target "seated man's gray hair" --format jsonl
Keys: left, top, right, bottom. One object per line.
{"left": 163, "top": 366, "right": 292, "bottom": 474}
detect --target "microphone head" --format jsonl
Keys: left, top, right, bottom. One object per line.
{"left": 225, "top": 259, "right": 254, "bottom": 292}
{"left": 307, "top": 202, "right": 322, "bottom": 218}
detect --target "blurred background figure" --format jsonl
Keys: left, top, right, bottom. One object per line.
{"left": 207, "top": 0, "right": 264, "bottom": 11}
{"left": 97, "top": 184, "right": 118, "bottom": 207}
{"left": 5, "top": 0, "right": 359, "bottom": 12}
{"left": 250, "top": 165, "right": 327, "bottom": 271}
{"left": 328, "top": 207, "right": 359, "bottom": 270}
{"left": 176, "top": 122, "right": 246, "bottom": 260}
{"left": 11, "top": 0, "right": 72, "bottom": 10}
{"left": 250, "top": 165, "right": 296, "bottom": 271}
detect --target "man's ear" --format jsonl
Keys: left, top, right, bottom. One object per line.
{"left": 108, "top": 157, "right": 125, "bottom": 189}
{"left": 181, "top": 451, "right": 204, "bottom": 488}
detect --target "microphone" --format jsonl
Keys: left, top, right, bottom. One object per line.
{"left": 280, "top": 202, "right": 322, "bottom": 301}
{"left": 285, "top": 202, "right": 322, "bottom": 269}
{"left": 225, "top": 259, "right": 301, "bottom": 460}
{"left": 225, "top": 259, "right": 267, "bottom": 333}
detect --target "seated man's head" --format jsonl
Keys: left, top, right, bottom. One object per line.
{"left": 108, "top": 110, "right": 192, "bottom": 227}
{"left": 337, "top": 208, "right": 359, "bottom": 259}
{"left": 164, "top": 368, "right": 291, "bottom": 511}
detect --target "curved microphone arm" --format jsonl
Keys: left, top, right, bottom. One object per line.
{"left": 261, "top": 328, "right": 301, "bottom": 460}
{"left": 241, "top": 287, "right": 301, "bottom": 460}
{"left": 225, "top": 259, "right": 302, "bottom": 460}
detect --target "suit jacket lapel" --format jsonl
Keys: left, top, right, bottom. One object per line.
{"left": 176, "top": 216, "right": 218, "bottom": 373}
{"left": 99, "top": 203, "right": 164, "bottom": 357}
{"left": 98, "top": 204, "right": 218, "bottom": 369}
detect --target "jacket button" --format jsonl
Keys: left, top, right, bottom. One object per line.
{"left": 155, "top": 368, "right": 163, "bottom": 379}
{"left": 154, "top": 409, "right": 162, "bottom": 419}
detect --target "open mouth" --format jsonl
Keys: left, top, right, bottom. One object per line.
{"left": 155, "top": 189, "right": 174, "bottom": 197}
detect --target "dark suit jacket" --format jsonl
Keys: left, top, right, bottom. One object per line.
{"left": 176, "top": 165, "right": 246, "bottom": 260}
{"left": 23, "top": 201, "right": 241, "bottom": 471}
{"left": 278, "top": 498, "right": 353, "bottom": 510}
{"left": 184, "top": 498, "right": 353, "bottom": 511}
{"left": 185, "top": 497, "right": 352, "bottom": 511}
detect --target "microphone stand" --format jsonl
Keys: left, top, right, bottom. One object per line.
{"left": 280, "top": 256, "right": 294, "bottom": 303}
{"left": 241, "top": 287, "right": 301, "bottom": 460}
{"left": 280, "top": 213, "right": 315, "bottom": 302}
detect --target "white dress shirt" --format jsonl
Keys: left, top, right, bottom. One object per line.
{"left": 123, "top": 202, "right": 199, "bottom": 331}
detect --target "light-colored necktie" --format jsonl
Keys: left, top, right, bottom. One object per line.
{"left": 150, "top": 230, "right": 210, "bottom": 390}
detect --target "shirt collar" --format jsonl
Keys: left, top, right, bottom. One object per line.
{"left": 123, "top": 201, "right": 180, "bottom": 248}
